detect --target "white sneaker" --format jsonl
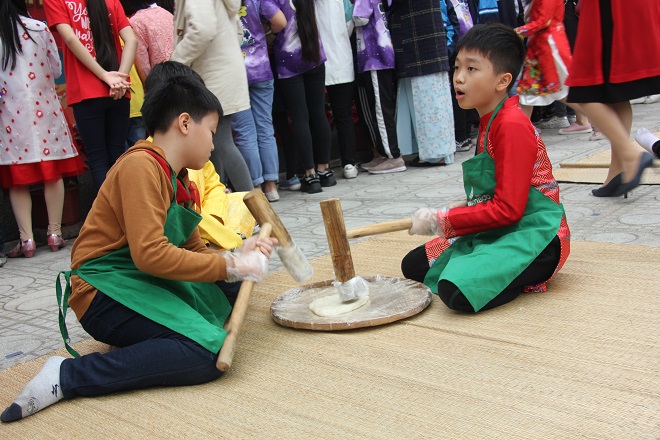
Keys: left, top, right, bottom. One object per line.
{"left": 630, "top": 97, "right": 646, "bottom": 104}
{"left": 265, "top": 189, "right": 280, "bottom": 202}
{"left": 343, "top": 164, "right": 358, "bottom": 179}
{"left": 644, "top": 94, "right": 660, "bottom": 104}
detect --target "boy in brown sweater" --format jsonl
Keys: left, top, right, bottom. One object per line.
{"left": 2, "top": 68, "right": 277, "bottom": 423}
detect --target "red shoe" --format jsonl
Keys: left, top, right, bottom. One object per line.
{"left": 47, "top": 234, "right": 67, "bottom": 252}
{"left": 7, "top": 239, "right": 36, "bottom": 258}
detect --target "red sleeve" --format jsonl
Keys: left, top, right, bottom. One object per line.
{"left": 445, "top": 113, "right": 537, "bottom": 237}
{"left": 515, "top": 0, "right": 558, "bottom": 38}
{"left": 43, "top": 0, "right": 70, "bottom": 29}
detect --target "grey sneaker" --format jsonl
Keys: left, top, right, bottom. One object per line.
{"left": 538, "top": 116, "right": 569, "bottom": 129}
{"left": 368, "top": 157, "right": 406, "bottom": 174}
{"left": 360, "top": 156, "right": 386, "bottom": 170}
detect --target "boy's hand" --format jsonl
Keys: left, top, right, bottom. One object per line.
{"left": 238, "top": 235, "right": 279, "bottom": 259}
{"left": 224, "top": 251, "right": 268, "bottom": 282}
{"left": 409, "top": 208, "right": 442, "bottom": 236}
{"left": 448, "top": 199, "right": 468, "bottom": 209}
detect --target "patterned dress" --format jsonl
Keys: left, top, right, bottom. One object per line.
{"left": 515, "top": 0, "right": 573, "bottom": 106}
{"left": 0, "top": 17, "right": 85, "bottom": 188}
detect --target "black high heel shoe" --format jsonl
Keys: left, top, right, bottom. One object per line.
{"left": 612, "top": 152, "right": 654, "bottom": 197}
{"left": 591, "top": 173, "right": 623, "bottom": 197}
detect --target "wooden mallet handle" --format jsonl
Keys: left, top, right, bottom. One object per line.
{"left": 346, "top": 218, "right": 413, "bottom": 239}
{"left": 243, "top": 189, "right": 292, "bottom": 247}
{"left": 216, "top": 222, "right": 273, "bottom": 372}
{"left": 320, "top": 199, "right": 355, "bottom": 283}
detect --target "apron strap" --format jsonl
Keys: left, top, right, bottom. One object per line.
{"left": 56, "top": 270, "right": 81, "bottom": 357}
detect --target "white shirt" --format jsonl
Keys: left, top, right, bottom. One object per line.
{"left": 316, "top": 0, "right": 355, "bottom": 85}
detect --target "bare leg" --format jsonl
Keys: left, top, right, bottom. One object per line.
{"left": 561, "top": 100, "right": 590, "bottom": 127}
{"left": 578, "top": 101, "right": 641, "bottom": 185}
{"left": 9, "top": 187, "right": 33, "bottom": 241}
{"left": 44, "top": 179, "right": 65, "bottom": 236}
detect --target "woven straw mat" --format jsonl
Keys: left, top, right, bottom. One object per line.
{"left": 1, "top": 232, "right": 659, "bottom": 438}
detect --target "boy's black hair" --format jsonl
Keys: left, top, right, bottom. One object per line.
{"left": 142, "top": 61, "right": 223, "bottom": 135}
{"left": 143, "top": 60, "right": 205, "bottom": 93}
{"left": 456, "top": 23, "right": 526, "bottom": 92}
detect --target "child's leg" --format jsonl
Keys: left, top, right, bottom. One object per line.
{"left": 105, "top": 98, "right": 131, "bottom": 167}
{"left": 125, "top": 116, "right": 147, "bottom": 150}
{"left": 326, "top": 82, "right": 357, "bottom": 167}
{"left": 72, "top": 98, "right": 113, "bottom": 190}
{"left": 355, "top": 83, "right": 383, "bottom": 158}
{"left": 302, "top": 65, "right": 332, "bottom": 172}
{"left": 278, "top": 74, "right": 315, "bottom": 175}
{"left": 232, "top": 108, "right": 264, "bottom": 186}
{"left": 1, "top": 291, "right": 222, "bottom": 422}
{"left": 635, "top": 128, "right": 660, "bottom": 158}
{"left": 43, "top": 178, "right": 65, "bottom": 237}
{"left": 401, "top": 245, "right": 431, "bottom": 283}
{"left": 211, "top": 115, "right": 254, "bottom": 191}
{"left": 369, "top": 69, "right": 400, "bottom": 158}
{"left": 436, "top": 236, "right": 561, "bottom": 313}
{"left": 8, "top": 186, "right": 33, "bottom": 241}
{"left": 69, "top": 291, "right": 222, "bottom": 392}
{"left": 248, "top": 80, "right": 279, "bottom": 190}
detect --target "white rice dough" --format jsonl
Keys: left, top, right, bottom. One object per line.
{"left": 309, "top": 294, "right": 370, "bottom": 317}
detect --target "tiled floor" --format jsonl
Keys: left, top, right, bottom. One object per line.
{"left": 1, "top": 102, "right": 659, "bottom": 370}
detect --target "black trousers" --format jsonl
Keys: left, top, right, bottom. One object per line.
{"left": 356, "top": 69, "right": 400, "bottom": 158}
{"left": 277, "top": 64, "right": 332, "bottom": 170}
{"left": 72, "top": 97, "right": 130, "bottom": 191}
{"left": 401, "top": 236, "right": 561, "bottom": 312}
{"left": 327, "top": 82, "right": 357, "bottom": 166}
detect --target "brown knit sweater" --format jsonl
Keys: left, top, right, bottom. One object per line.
{"left": 69, "top": 141, "right": 228, "bottom": 320}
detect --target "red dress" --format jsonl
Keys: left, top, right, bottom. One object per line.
{"left": 515, "top": 0, "right": 572, "bottom": 97}
{"left": 566, "top": 0, "right": 660, "bottom": 102}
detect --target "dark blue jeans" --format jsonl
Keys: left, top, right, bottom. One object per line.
{"left": 60, "top": 290, "right": 230, "bottom": 399}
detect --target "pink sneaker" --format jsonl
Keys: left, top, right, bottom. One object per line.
{"left": 558, "top": 122, "right": 593, "bottom": 135}
{"left": 589, "top": 131, "right": 604, "bottom": 141}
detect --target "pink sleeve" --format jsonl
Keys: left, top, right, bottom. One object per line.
{"left": 130, "top": 18, "right": 150, "bottom": 75}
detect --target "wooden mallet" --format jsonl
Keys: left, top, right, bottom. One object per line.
{"left": 216, "top": 222, "right": 273, "bottom": 372}
{"left": 242, "top": 189, "right": 314, "bottom": 283}
{"left": 320, "top": 198, "right": 413, "bottom": 301}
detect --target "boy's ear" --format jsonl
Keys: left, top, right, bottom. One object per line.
{"left": 496, "top": 72, "right": 513, "bottom": 92}
{"left": 177, "top": 113, "right": 192, "bottom": 134}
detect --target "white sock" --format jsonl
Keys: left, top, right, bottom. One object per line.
{"left": 635, "top": 128, "right": 659, "bottom": 153}
{"left": 1, "top": 356, "right": 66, "bottom": 423}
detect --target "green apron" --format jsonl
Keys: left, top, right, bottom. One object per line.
{"left": 423, "top": 99, "right": 565, "bottom": 312}
{"left": 56, "top": 165, "right": 231, "bottom": 357}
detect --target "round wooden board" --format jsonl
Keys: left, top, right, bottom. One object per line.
{"left": 270, "top": 275, "right": 432, "bottom": 331}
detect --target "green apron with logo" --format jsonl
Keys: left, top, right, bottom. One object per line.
{"left": 423, "top": 99, "right": 565, "bottom": 311}
{"left": 56, "top": 165, "right": 231, "bottom": 357}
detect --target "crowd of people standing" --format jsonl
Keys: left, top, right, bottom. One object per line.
{"left": 1, "top": 0, "right": 659, "bottom": 261}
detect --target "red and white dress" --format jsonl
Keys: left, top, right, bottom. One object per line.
{"left": 0, "top": 17, "right": 85, "bottom": 188}
{"left": 515, "top": 0, "right": 573, "bottom": 106}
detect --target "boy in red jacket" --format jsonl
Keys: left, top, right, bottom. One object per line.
{"left": 402, "top": 24, "right": 570, "bottom": 313}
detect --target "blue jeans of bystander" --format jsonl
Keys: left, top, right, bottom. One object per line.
{"left": 232, "top": 80, "right": 279, "bottom": 186}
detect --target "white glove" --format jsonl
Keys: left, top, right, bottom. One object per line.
{"left": 224, "top": 251, "right": 268, "bottom": 282}
{"left": 409, "top": 208, "right": 441, "bottom": 236}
